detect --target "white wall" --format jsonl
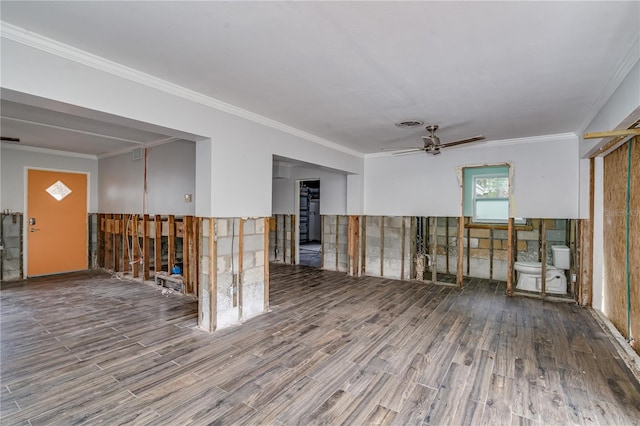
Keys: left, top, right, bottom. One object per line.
{"left": 1, "top": 35, "right": 364, "bottom": 218}
{"left": 580, "top": 60, "right": 640, "bottom": 158}
{"left": 0, "top": 145, "right": 99, "bottom": 212}
{"left": 99, "top": 140, "right": 195, "bottom": 215}
{"left": 364, "top": 133, "right": 579, "bottom": 218}
{"left": 272, "top": 165, "right": 347, "bottom": 215}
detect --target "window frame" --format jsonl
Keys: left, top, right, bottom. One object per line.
{"left": 463, "top": 164, "right": 526, "bottom": 225}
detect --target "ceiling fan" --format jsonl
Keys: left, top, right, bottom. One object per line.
{"left": 383, "top": 125, "right": 485, "bottom": 156}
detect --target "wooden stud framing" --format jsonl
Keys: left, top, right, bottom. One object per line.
{"left": 360, "top": 216, "right": 367, "bottom": 276}
{"left": 183, "top": 216, "right": 191, "bottom": 292}
{"left": 105, "top": 214, "right": 112, "bottom": 270}
{"left": 401, "top": 216, "right": 406, "bottom": 280}
{"left": 586, "top": 157, "right": 595, "bottom": 306}
{"left": 143, "top": 214, "right": 150, "bottom": 280}
{"left": 238, "top": 218, "right": 244, "bottom": 319}
{"left": 97, "top": 214, "right": 105, "bottom": 268}
{"left": 445, "top": 217, "right": 450, "bottom": 274}
{"left": 409, "top": 217, "right": 416, "bottom": 280}
{"left": 191, "top": 217, "right": 199, "bottom": 295}
{"left": 335, "top": 215, "right": 340, "bottom": 271}
{"left": 154, "top": 215, "right": 162, "bottom": 274}
{"left": 380, "top": 216, "right": 385, "bottom": 277}
{"left": 122, "top": 216, "right": 130, "bottom": 273}
{"left": 113, "top": 214, "right": 120, "bottom": 272}
{"left": 264, "top": 217, "right": 270, "bottom": 311}
{"left": 290, "top": 215, "right": 295, "bottom": 265}
{"left": 489, "top": 228, "right": 494, "bottom": 281}
{"left": 274, "top": 215, "right": 279, "bottom": 262}
{"left": 321, "top": 215, "right": 325, "bottom": 269}
{"left": 465, "top": 218, "right": 471, "bottom": 275}
{"left": 209, "top": 218, "right": 217, "bottom": 332}
{"left": 457, "top": 216, "right": 464, "bottom": 288}
{"left": 506, "top": 217, "right": 514, "bottom": 296}
{"left": 132, "top": 214, "right": 140, "bottom": 278}
{"left": 540, "top": 218, "right": 547, "bottom": 299}
{"left": 347, "top": 215, "right": 360, "bottom": 277}
{"left": 167, "top": 215, "right": 175, "bottom": 272}
{"left": 430, "top": 217, "right": 437, "bottom": 283}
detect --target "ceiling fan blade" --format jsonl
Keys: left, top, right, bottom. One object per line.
{"left": 381, "top": 146, "right": 423, "bottom": 151}
{"left": 0, "top": 136, "right": 20, "bottom": 143}
{"left": 438, "top": 135, "right": 486, "bottom": 149}
{"left": 391, "top": 148, "right": 424, "bottom": 156}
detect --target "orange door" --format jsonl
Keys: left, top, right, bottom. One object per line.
{"left": 27, "top": 169, "right": 87, "bottom": 276}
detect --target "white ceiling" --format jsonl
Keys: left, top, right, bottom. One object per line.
{"left": 1, "top": 1, "right": 638, "bottom": 155}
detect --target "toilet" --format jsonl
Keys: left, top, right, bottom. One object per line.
{"left": 514, "top": 245, "right": 570, "bottom": 294}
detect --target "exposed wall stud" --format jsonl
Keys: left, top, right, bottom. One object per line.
{"left": 238, "top": 218, "right": 244, "bottom": 319}
{"left": 210, "top": 218, "right": 217, "bottom": 332}
{"left": 507, "top": 217, "right": 514, "bottom": 296}
{"left": 168, "top": 215, "right": 175, "bottom": 273}
{"left": 264, "top": 217, "right": 270, "bottom": 311}
{"left": 445, "top": 216, "right": 450, "bottom": 274}
{"left": 380, "top": 216, "right": 385, "bottom": 277}
{"left": 335, "top": 215, "right": 340, "bottom": 272}
{"left": 430, "top": 217, "right": 437, "bottom": 283}
{"left": 360, "top": 216, "right": 367, "bottom": 276}
{"left": 401, "top": 216, "right": 406, "bottom": 280}
{"left": 132, "top": 215, "right": 139, "bottom": 278}
{"left": 143, "top": 214, "right": 150, "bottom": 280}
{"left": 541, "top": 218, "right": 547, "bottom": 299}
{"left": 154, "top": 215, "right": 162, "bottom": 274}
{"left": 457, "top": 216, "right": 464, "bottom": 287}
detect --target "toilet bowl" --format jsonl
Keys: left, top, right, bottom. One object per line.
{"left": 514, "top": 245, "right": 570, "bottom": 294}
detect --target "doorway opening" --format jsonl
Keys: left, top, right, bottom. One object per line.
{"left": 299, "top": 180, "right": 321, "bottom": 267}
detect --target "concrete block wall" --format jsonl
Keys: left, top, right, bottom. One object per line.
{"left": 363, "top": 216, "right": 412, "bottom": 280}
{"left": 1, "top": 213, "right": 23, "bottom": 281}
{"left": 215, "top": 217, "right": 266, "bottom": 329}
{"left": 269, "top": 214, "right": 294, "bottom": 264}
{"left": 199, "top": 218, "right": 213, "bottom": 331}
{"left": 431, "top": 217, "right": 572, "bottom": 281}
{"left": 322, "top": 215, "right": 349, "bottom": 272}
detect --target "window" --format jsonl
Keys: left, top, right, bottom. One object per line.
{"left": 473, "top": 173, "right": 509, "bottom": 223}
{"left": 463, "top": 165, "right": 524, "bottom": 224}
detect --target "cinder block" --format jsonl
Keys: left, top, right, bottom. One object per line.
{"left": 494, "top": 230, "right": 508, "bottom": 239}
{"left": 385, "top": 216, "right": 403, "bottom": 228}
{"left": 479, "top": 239, "right": 491, "bottom": 249}
{"left": 243, "top": 219, "right": 255, "bottom": 235}
{"left": 517, "top": 230, "right": 538, "bottom": 241}
{"left": 217, "top": 219, "right": 228, "bottom": 237}
{"left": 470, "top": 248, "right": 490, "bottom": 259}
{"left": 469, "top": 228, "right": 490, "bottom": 238}
{"left": 517, "top": 241, "right": 527, "bottom": 251}
{"left": 255, "top": 218, "right": 265, "bottom": 234}
{"left": 493, "top": 249, "right": 508, "bottom": 260}
{"left": 243, "top": 234, "right": 265, "bottom": 252}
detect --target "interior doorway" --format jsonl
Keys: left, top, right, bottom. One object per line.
{"left": 298, "top": 180, "right": 321, "bottom": 267}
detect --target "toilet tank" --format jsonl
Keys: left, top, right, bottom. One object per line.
{"left": 551, "top": 245, "right": 571, "bottom": 269}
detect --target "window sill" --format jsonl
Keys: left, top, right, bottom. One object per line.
{"left": 465, "top": 221, "right": 533, "bottom": 231}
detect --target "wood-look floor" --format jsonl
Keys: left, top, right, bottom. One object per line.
{"left": 2, "top": 265, "right": 640, "bottom": 425}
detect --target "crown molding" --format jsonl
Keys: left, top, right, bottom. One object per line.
{"left": 365, "top": 132, "right": 577, "bottom": 158}
{"left": 577, "top": 35, "right": 640, "bottom": 134}
{"left": 0, "top": 22, "right": 364, "bottom": 159}
{"left": 1, "top": 142, "right": 98, "bottom": 160}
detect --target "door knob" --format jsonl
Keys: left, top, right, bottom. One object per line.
{"left": 30, "top": 228, "right": 40, "bottom": 232}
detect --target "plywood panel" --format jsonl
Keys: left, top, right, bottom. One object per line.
{"left": 629, "top": 138, "right": 639, "bottom": 355}
{"left": 603, "top": 142, "right": 629, "bottom": 338}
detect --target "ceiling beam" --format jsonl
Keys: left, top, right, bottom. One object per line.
{"left": 0, "top": 115, "right": 149, "bottom": 144}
